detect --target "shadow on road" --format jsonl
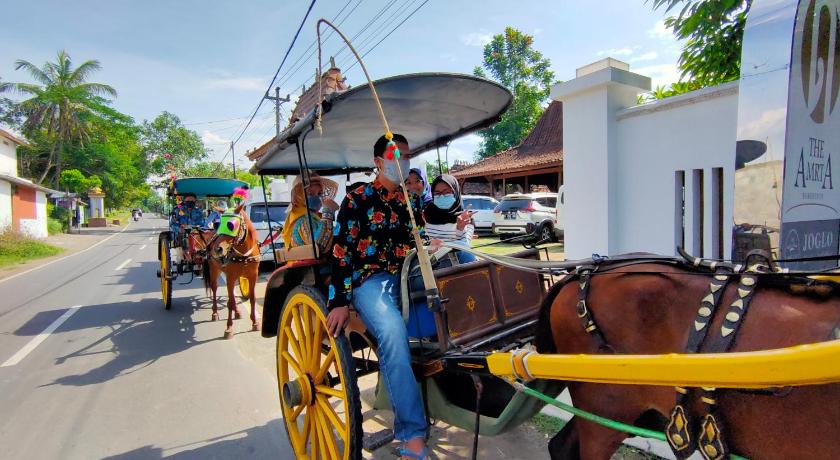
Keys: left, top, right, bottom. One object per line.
{"left": 32, "top": 297, "right": 222, "bottom": 388}
{"left": 100, "top": 419, "right": 289, "bottom": 459}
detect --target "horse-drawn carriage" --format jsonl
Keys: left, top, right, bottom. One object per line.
{"left": 156, "top": 177, "right": 248, "bottom": 310}
{"left": 249, "top": 18, "right": 840, "bottom": 460}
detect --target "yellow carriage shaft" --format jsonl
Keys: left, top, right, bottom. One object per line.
{"left": 487, "top": 340, "right": 840, "bottom": 388}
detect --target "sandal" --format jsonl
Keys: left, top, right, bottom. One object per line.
{"left": 399, "top": 446, "right": 429, "bottom": 460}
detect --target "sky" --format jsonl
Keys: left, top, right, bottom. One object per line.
{"left": 0, "top": 0, "right": 683, "bottom": 168}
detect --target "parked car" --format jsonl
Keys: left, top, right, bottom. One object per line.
{"left": 462, "top": 195, "right": 499, "bottom": 233}
{"left": 492, "top": 190, "right": 563, "bottom": 241}
{"left": 244, "top": 201, "right": 290, "bottom": 262}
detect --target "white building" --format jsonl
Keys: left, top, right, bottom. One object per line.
{"left": 553, "top": 59, "right": 738, "bottom": 260}
{"left": 0, "top": 128, "right": 56, "bottom": 238}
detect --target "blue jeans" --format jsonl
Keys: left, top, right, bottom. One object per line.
{"left": 352, "top": 271, "right": 427, "bottom": 441}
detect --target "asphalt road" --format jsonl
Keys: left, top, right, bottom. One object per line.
{"left": 0, "top": 217, "right": 291, "bottom": 459}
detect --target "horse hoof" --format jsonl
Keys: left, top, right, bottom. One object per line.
{"left": 211, "top": 313, "right": 219, "bottom": 321}
{"left": 252, "top": 323, "right": 261, "bottom": 332}
{"left": 224, "top": 331, "right": 234, "bottom": 340}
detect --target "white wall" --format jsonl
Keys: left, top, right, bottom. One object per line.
{"left": 18, "top": 190, "right": 48, "bottom": 239}
{"left": 0, "top": 180, "right": 11, "bottom": 231}
{"left": 0, "top": 138, "right": 17, "bottom": 176}
{"left": 554, "top": 61, "right": 739, "bottom": 259}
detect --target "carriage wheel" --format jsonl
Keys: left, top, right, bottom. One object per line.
{"left": 277, "top": 286, "right": 363, "bottom": 460}
{"left": 159, "top": 233, "right": 173, "bottom": 310}
{"left": 238, "top": 276, "right": 250, "bottom": 298}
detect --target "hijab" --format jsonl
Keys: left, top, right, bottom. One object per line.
{"left": 282, "top": 172, "right": 338, "bottom": 246}
{"left": 424, "top": 174, "right": 463, "bottom": 225}
{"left": 408, "top": 167, "right": 432, "bottom": 204}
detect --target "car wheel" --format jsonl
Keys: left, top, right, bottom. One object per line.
{"left": 540, "top": 225, "right": 554, "bottom": 242}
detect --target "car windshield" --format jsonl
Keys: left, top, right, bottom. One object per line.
{"left": 464, "top": 198, "right": 491, "bottom": 210}
{"left": 249, "top": 204, "right": 289, "bottom": 223}
{"left": 499, "top": 199, "right": 531, "bottom": 211}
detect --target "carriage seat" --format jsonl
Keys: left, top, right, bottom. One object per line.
{"left": 275, "top": 244, "right": 320, "bottom": 263}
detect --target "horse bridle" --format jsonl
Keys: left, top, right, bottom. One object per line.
{"left": 208, "top": 211, "right": 256, "bottom": 263}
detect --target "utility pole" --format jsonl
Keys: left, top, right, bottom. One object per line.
{"left": 264, "top": 87, "right": 290, "bottom": 140}
{"left": 230, "top": 141, "right": 236, "bottom": 178}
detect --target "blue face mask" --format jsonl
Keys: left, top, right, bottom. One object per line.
{"left": 433, "top": 194, "right": 456, "bottom": 209}
{"left": 381, "top": 158, "right": 411, "bottom": 184}
{"left": 306, "top": 195, "right": 322, "bottom": 210}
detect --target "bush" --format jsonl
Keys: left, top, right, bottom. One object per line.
{"left": 0, "top": 231, "right": 64, "bottom": 268}
{"left": 47, "top": 217, "right": 64, "bottom": 235}
{"left": 47, "top": 202, "right": 69, "bottom": 232}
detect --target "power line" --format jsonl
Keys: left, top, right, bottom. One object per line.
{"left": 216, "top": 0, "right": 319, "bottom": 174}
{"left": 345, "top": 0, "right": 430, "bottom": 74}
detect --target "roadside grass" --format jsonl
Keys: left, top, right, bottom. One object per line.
{"left": 0, "top": 231, "right": 64, "bottom": 269}
{"left": 529, "top": 413, "right": 666, "bottom": 459}
{"left": 472, "top": 234, "right": 564, "bottom": 257}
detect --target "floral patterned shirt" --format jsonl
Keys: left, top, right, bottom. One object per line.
{"left": 328, "top": 180, "right": 424, "bottom": 310}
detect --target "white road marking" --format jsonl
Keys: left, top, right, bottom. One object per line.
{"left": 0, "top": 223, "right": 132, "bottom": 285}
{"left": 147, "top": 236, "right": 153, "bottom": 241}
{"left": 1, "top": 306, "right": 81, "bottom": 367}
{"left": 139, "top": 245, "right": 147, "bottom": 251}
{"left": 115, "top": 258, "right": 132, "bottom": 270}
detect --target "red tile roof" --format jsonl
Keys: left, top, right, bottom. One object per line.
{"left": 452, "top": 101, "right": 563, "bottom": 179}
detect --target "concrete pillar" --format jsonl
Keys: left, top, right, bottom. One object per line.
{"left": 550, "top": 58, "right": 650, "bottom": 259}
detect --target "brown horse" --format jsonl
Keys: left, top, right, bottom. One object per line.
{"left": 534, "top": 261, "right": 840, "bottom": 460}
{"left": 202, "top": 203, "right": 261, "bottom": 339}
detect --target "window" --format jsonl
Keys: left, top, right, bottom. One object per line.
{"left": 499, "top": 199, "right": 530, "bottom": 211}
{"left": 535, "top": 197, "right": 557, "bottom": 209}
{"left": 249, "top": 204, "right": 289, "bottom": 223}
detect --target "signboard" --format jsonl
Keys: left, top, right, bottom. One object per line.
{"left": 733, "top": 0, "right": 840, "bottom": 269}
{"left": 779, "top": 0, "right": 840, "bottom": 269}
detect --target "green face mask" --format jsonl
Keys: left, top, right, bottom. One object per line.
{"left": 217, "top": 212, "right": 242, "bottom": 237}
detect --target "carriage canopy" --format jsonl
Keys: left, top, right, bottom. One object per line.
{"left": 252, "top": 73, "right": 513, "bottom": 176}
{"left": 169, "top": 177, "right": 249, "bottom": 198}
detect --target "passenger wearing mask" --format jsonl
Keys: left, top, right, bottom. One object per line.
{"left": 282, "top": 172, "right": 339, "bottom": 252}
{"left": 404, "top": 167, "right": 432, "bottom": 212}
{"left": 424, "top": 174, "right": 476, "bottom": 261}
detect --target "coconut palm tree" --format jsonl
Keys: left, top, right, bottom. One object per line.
{"left": 0, "top": 50, "right": 117, "bottom": 185}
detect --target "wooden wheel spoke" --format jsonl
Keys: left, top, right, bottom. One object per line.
{"left": 301, "top": 409, "right": 313, "bottom": 453}
{"left": 281, "top": 351, "right": 305, "bottom": 378}
{"left": 292, "top": 308, "right": 309, "bottom": 367}
{"left": 314, "top": 403, "right": 341, "bottom": 459}
{"left": 314, "top": 349, "right": 335, "bottom": 384}
{"left": 308, "top": 311, "right": 324, "bottom": 370}
{"left": 315, "top": 385, "right": 345, "bottom": 400}
{"left": 316, "top": 394, "right": 348, "bottom": 443}
{"left": 285, "top": 407, "right": 307, "bottom": 454}
{"left": 312, "top": 407, "right": 327, "bottom": 460}
{"left": 283, "top": 326, "right": 306, "bottom": 367}
{"left": 289, "top": 400, "right": 305, "bottom": 420}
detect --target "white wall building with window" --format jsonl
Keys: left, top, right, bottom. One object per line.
{"left": 552, "top": 59, "right": 738, "bottom": 260}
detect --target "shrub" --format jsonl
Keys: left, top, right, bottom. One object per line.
{"left": 0, "top": 230, "right": 64, "bottom": 267}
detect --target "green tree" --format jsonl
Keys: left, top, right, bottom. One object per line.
{"left": 473, "top": 27, "right": 555, "bottom": 159}
{"left": 60, "top": 168, "right": 101, "bottom": 194}
{"left": 651, "top": 0, "right": 751, "bottom": 87}
{"left": 140, "top": 111, "right": 207, "bottom": 176}
{"left": 0, "top": 50, "right": 117, "bottom": 186}
{"left": 0, "top": 78, "right": 24, "bottom": 129}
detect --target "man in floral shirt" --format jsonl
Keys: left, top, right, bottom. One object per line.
{"left": 326, "top": 133, "right": 430, "bottom": 459}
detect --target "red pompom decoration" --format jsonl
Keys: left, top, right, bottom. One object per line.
{"left": 384, "top": 151, "right": 394, "bottom": 160}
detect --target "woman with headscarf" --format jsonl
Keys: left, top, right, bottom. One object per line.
{"left": 404, "top": 167, "right": 432, "bottom": 212}
{"left": 282, "top": 172, "right": 339, "bottom": 253}
{"left": 423, "top": 174, "right": 475, "bottom": 260}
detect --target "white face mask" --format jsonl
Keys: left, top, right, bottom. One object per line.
{"left": 381, "top": 158, "right": 410, "bottom": 184}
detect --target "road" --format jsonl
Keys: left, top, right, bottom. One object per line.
{"left": 0, "top": 217, "right": 289, "bottom": 459}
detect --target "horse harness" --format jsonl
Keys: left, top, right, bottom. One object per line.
{"left": 209, "top": 212, "right": 260, "bottom": 265}
{"left": 573, "top": 250, "right": 777, "bottom": 460}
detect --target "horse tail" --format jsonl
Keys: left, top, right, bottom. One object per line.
{"left": 202, "top": 259, "right": 212, "bottom": 294}
{"left": 534, "top": 275, "right": 576, "bottom": 354}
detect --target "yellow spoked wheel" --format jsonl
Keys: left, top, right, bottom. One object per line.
{"left": 159, "top": 232, "right": 173, "bottom": 310}
{"left": 238, "top": 276, "right": 250, "bottom": 298}
{"left": 278, "top": 286, "right": 362, "bottom": 460}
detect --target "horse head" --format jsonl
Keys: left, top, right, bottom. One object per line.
{"left": 209, "top": 203, "right": 257, "bottom": 263}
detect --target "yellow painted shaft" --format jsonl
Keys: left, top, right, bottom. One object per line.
{"left": 487, "top": 340, "right": 840, "bottom": 388}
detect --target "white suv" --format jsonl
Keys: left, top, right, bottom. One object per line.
{"left": 492, "top": 192, "right": 562, "bottom": 241}
{"left": 462, "top": 195, "right": 499, "bottom": 233}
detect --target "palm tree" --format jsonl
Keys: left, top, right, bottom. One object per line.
{"left": 0, "top": 50, "right": 116, "bottom": 185}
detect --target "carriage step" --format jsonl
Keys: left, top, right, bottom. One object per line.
{"left": 362, "top": 429, "right": 394, "bottom": 452}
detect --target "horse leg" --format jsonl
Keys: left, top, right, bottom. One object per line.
{"left": 249, "top": 266, "right": 260, "bottom": 331}
{"left": 210, "top": 268, "right": 219, "bottom": 322}
{"left": 576, "top": 418, "right": 629, "bottom": 460}
{"left": 233, "top": 274, "right": 242, "bottom": 320}
{"left": 548, "top": 416, "right": 581, "bottom": 460}
{"left": 224, "top": 277, "right": 236, "bottom": 339}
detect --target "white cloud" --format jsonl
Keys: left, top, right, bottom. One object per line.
{"left": 635, "top": 63, "right": 683, "bottom": 88}
{"left": 648, "top": 20, "right": 672, "bottom": 40}
{"left": 630, "top": 51, "right": 658, "bottom": 62}
{"left": 203, "top": 76, "right": 266, "bottom": 91}
{"left": 202, "top": 130, "right": 229, "bottom": 146}
{"left": 412, "top": 134, "right": 481, "bottom": 168}
{"left": 460, "top": 32, "right": 493, "bottom": 47}
{"left": 596, "top": 47, "right": 634, "bottom": 57}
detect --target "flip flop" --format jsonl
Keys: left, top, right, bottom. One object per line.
{"left": 399, "top": 446, "right": 429, "bottom": 460}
